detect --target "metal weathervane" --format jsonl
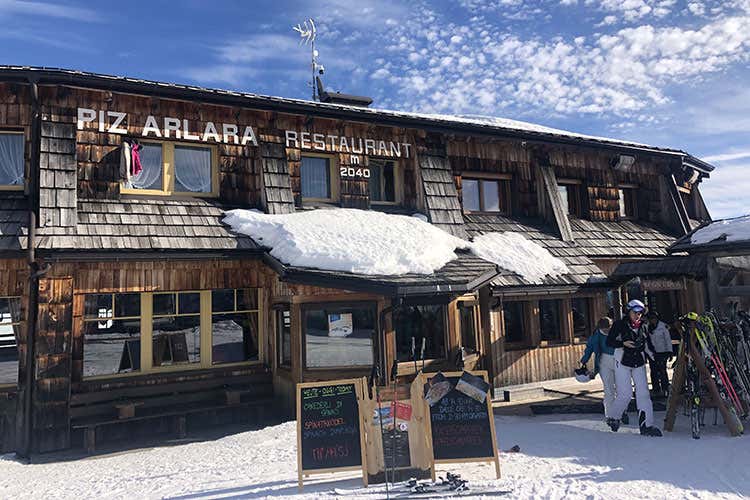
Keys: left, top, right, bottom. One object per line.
{"left": 293, "top": 18, "right": 324, "bottom": 101}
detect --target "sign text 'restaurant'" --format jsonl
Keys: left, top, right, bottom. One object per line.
{"left": 285, "top": 130, "right": 411, "bottom": 158}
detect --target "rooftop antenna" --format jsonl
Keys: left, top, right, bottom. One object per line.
{"left": 293, "top": 18, "right": 324, "bottom": 101}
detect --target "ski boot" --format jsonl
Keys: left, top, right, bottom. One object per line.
{"left": 639, "top": 411, "right": 662, "bottom": 437}
{"left": 606, "top": 417, "right": 620, "bottom": 432}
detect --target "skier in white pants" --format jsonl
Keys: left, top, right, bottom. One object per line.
{"left": 579, "top": 317, "right": 628, "bottom": 423}
{"left": 606, "top": 299, "right": 662, "bottom": 437}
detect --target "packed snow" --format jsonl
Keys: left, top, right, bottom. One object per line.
{"left": 223, "top": 209, "right": 568, "bottom": 283}
{"left": 2, "top": 412, "right": 748, "bottom": 499}
{"left": 690, "top": 215, "right": 750, "bottom": 245}
{"left": 471, "top": 232, "right": 569, "bottom": 283}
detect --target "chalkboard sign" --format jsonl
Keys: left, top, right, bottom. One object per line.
{"left": 424, "top": 371, "right": 500, "bottom": 479}
{"left": 297, "top": 378, "right": 368, "bottom": 490}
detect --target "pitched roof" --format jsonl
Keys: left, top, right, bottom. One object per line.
{"left": 464, "top": 213, "right": 609, "bottom": 291}
{"left": 276, "top": 251, "right": 499, "bottom": 296}
{"left": 569, "top": 217, "right": 678, "bottom": 258}
{"left": 670, "top": 215, "right": 750, "bottom": 255}
{"left": 0, "top": 66, "right": 713, "bottom": 170}
{"left": 611, "top": 255, "right": 707, "bottom": 280}
{"left": 0, "top": 197, "right": 259, "bottom": 252}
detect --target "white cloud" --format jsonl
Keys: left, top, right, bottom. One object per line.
{"left": 703, "top": 151, "right": 750, "bottom": 162}
{"left": 0, "top": 0, "right": 101, "bottom": 21}
{"left": 700, "top": 162, "right": 750, "bottom": 218}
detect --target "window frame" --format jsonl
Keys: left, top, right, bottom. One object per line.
{"left": 275, "top": 304, "right": 292, "bottom": 369}
{"left": 300, "top": 153, "right": 340, "bottom": 204}
{"left": 120, "top": 140, "right": 219, "bottom": 198}
{"left": 0, "top": 295, "right": 22, "bottom": 388}
{"left": 538, "top": 298, "right": 567, "bottom": 347}
{"left": 81, "top": 288, "right": 263, "bottom": 380}
{"left": 0, "top": 130, "right": 25, "bottom": 191}
{"left": 368, "top": 158, "right": 402, "bottom": 205}
{"left": 557, "top": 178, "right": 583, "bottom": 217}
{"left": 457, "top": 298, "right": 480, "bottom": 354}
{"left": 394, "top": 301, "right": 450, "bottom": 364}
{"left": 461, "top": 173, "right": 512, "bottom": 214}
{"left": 618, "top": 184, "right": 638, "bottom": 220}
{"left": 300, "top": 300, "right": 378, "bottom": 371}
{"left": 501, "top": 300, "right": 531, "bottom": 350}
{"left": 571, "top": 296, "right": 593, "bottom": 344}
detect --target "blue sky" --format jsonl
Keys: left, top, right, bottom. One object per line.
{"left": 1, "top": 0, "right": 748, "bottom": 218}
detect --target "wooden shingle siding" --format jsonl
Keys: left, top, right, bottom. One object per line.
{"left": 259, "top": 134, "right": 295, "bottom": 214}
{"left": 419, "top": 154, "right": 467, "bottom": 238}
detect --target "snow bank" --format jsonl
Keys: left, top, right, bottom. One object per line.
{"left": 223, "top": 208, "right": 469, "bottom": 275}
{"left": 690, "top": 215, "right": 750, "bottom": 245}
{"left": 224, "top": 209, "right": 569, "bottom": 283}
{"left": 471, "top": 232, "right": 569, "bottom": 283}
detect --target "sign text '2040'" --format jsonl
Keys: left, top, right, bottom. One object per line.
{"left": 340, "top": 167, "right": 371, "bottom": 178}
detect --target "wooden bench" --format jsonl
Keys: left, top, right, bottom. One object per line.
{"left": 70, "top": 373, "right": 274, "bottom": 453}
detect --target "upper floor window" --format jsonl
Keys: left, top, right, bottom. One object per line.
{"left": 462, "top": 175, "right": 511, "bottom": 214}
{"left": 301, "top": 155, "right": 338, "bottom": 202}
{"left": 619, "top": 186, "right": 638, "bottom": 219}
{"left": 557, "top": 179, "right": 582, "bottom": 217}
{"left": 0, "top": 132, "right": 24, "bottom": 189}
{"left": 369, "top": 159, "right": 397, "bottom": 204}
{"left": 122, "top": 141, "right": 217, "bottom": 197}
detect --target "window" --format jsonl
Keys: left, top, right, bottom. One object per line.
{"left": 211, "top": 289, "right": 260, "bottom": 365}
{"left": 303, "top": 302, "right": 376, "bottom": 368}
{"left": 539, "top": 299, "right": 563, "bottom": 343}
{"left": 571, "top": 298, "right": 591, "bottom": 341}
{"left": 462, "top": 176, "right": 511, "bottom": 213}
{"left": 152, "top": 292, "right": 201, "bottom": 366}
{"left": 369, "top": 160, "right": 397, "bottom": 203}
{"left": 83, "top": 293, "right": 142, "bottom": 377}
{"left": 301, "top": 155, "right": 336, "bottom": 201}
{"left": 619, "top": 187, "right": 637, "bottom": 218}
{"left": 0, "top": 132, "right": 24, "bottom": 189}
{"left": 276, "top": 305, "right": 292, "bottom": 368}
{"left": 502, "top": 301, "right": 526, "bottom": 344}
{"left": 0, "top": 297, "right": 22, "bottom": 385}
{"left": 395, "top": 304, "right": 447, "bottom": 362}
{"left": 122, "top": 141, "right": 217, "bottom": 196}
{"left": 81, "top": 288, "right": 261, "bottom": 378}
{"left": 557, "top": 181, "right": 582, "bottom": 217}
{"left": 458, "top": 302, "right": 478, "bottom": 353}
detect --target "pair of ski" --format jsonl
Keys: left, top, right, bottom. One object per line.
{"left": 334, "top": 475, "right": 511, "bottom": 498}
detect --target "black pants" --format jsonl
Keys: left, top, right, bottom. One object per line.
{"left": 650, "top": 353, "right": 671, "bottom": 393}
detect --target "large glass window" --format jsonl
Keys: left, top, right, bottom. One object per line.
{"left": 459, "top": 302, "right": 478, "bottom": 354}
{"left": 152, "top": 292, "right": 201, "bottom": 367}
{"left": 211, "top": 289, "right": 260, "bottom": 365}
{"left": 276, "top": 306, "right": 292, "bottom": 368}
{"left": 395, "top": 304, "right": 447, "bottom": 361}
{"left": 0, "top": 132, "right": 24, "bottom": 188}
{"left": 0, "top": 297, "right": 22, "bottom": 385}
{"left": 83, "top": 293, "right": 142, "bottom": 377}
{"left": 301, "top": 156, "right": 333, "bottom": 200}
{"left": 540, "top": 299, "right": 563, "bottom": 343}
{"left": 571, "top": 298, "right": 591, "bottom": 341}
{"left": 502, "top": 301, "right": 525, "bottom": 344}
{"left": 303, "top": 302, "right": 376, "bottom": 368}
{"left": 123, "top": 141, "right": 214, "bottom": 196}
{"left": 369, "top": 160, "right": 396, "bottom": 203}
{"left": 462, "top": 177, "right": 510, "bottom": 213}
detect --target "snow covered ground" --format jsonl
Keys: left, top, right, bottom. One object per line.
{"left": 2, "top": 411, "right": 748, "bottom": 499}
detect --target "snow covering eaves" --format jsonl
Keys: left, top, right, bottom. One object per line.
{"left": 670, "top": 215, "right": 750, "bottom": 254}
{"left": 0, "top": 66, "right": 712, "bottom": 167}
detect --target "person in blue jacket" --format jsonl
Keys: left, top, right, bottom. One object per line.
{"left": 580, "top": 317, "right": 628, "bottom": 423}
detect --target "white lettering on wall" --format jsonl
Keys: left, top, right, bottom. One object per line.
{"left": 77, "top": 108, "right": 96, "bottom": 130}
{"left": 142, "top": 115, "right": 162, "bottom": 138}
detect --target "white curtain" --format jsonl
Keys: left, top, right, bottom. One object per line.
{"left": 174, "top": 146, "right": 211, "bottom": 193}
{"left": 301, "top": 157, "right": 330, "bottom": 198}
{"left": 0, "top": 134, "right": 24, "bottom": 186}
{"left": 130, "top": 143, "right": 163, "bottom": 190}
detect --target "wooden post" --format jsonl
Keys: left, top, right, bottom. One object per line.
{"left": 663, "top": 341, "right": 686, "bottom": 432}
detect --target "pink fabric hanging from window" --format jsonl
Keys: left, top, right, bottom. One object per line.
{"left": 131, "top": 143, "right": 143, "bottom": 176}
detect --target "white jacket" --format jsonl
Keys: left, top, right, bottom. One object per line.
{"left": 649, "top": 321, "right": 672, "bottom": 353}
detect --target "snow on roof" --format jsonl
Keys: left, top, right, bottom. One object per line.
{"left": 223, "top": 208, "right": 568, "bottom": 284}
{"left": 690, "top": 215, "right": 750, "bottom": 246}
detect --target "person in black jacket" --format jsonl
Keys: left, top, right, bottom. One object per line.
{"left": 606, "top": 299, "right": 662, "bottom": 437}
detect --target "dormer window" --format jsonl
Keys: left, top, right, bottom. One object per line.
{"left": 0, "top": 132, "right": 24, "bottom": 190}
{"left": 619, "top": 185, "right": 638, "bottom": 219}
{"left": 461, "top": 174, "right": 511, "bottom": 214}
{"left": 557, "top": 179, "right": 582, "bottom": 217}
{"left": 121, "top": 140, "right": 217, "bottom": 197}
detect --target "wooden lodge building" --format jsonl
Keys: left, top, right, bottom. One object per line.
{"left": 0, "top": 66, "right": 715, "bottom": 454}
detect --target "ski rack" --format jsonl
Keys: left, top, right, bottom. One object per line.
{"left": 664, "top": 327, "right": 743, "bottom": 437}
